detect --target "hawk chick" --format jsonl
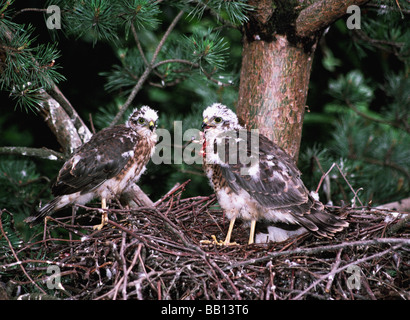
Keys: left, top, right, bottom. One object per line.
{"left": 25, "top": 106, "right": 158, "bottom": 228}
{"left": 201, "top": 103, "right": 348, "bottom": 244}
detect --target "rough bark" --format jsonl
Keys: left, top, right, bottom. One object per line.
{"left": 237, "top": 0, "right": 370, "bottom": 161}
{"left": 296, "top": 0, "right": 370, "bottom": 38}
{"left": 237, "top": 34, "right": 315, "bottom": 161}
{"left": 37, "top": 89, "right": 88, "bottom": 155}
{"left": 48, "top": 85, "right": 93, "bottom": 147}
{"left": 0, "top": 146, "right": 64, "bottom": 161}
{"left": 237, "top": 0, "right": 316, "bottom": 161}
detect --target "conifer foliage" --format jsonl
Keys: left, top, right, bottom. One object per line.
{"left": 0, "top": 0, "right": 409, "bottom": 300}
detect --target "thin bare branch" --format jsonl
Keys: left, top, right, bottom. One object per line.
{"left": 110, "top": 10, "right": 185, "bottom": 126}
{"left": 0, "top": 146, "right": 64, "bottom": 161}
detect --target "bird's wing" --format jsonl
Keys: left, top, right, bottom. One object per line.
{"left": 214, "top": 130, "right": 309, "bottom": 209}
{"left": 52, "top": 125, "right": 138, "bottom": 196}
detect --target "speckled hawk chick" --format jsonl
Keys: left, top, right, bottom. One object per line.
{"left": 25, "top": 106, "right": 158, "bottom": 229}
{"left": 201, "top": 103, "right": 348, "bottom": 244}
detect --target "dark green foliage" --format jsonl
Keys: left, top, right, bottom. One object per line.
{"left": 0, "top": 18, "right": 64, "bottom": 111}
{"left": 302, "top": 66, "right": 409, "bottom": 204}
{"left": 298, "top": 1, "right": 409, "bottom": 207}
{"left": 187, "top": 0, "right": 253, "bottom": 25}
{"left": 0, "top": 157, "right": 41, "bottom": 212}
{"left": 49, "top": 0, "right": 162, "bottom": 44}
{"left": 0, "top": 210, "right": 23, "bottom": 264}
{"left": 100, "top": 47, "right": 146, "bottom": 95}
{"left": 65, "top": 0, "right": 120, "bottom": 44}
{"left": 122, "top": 0, "right": 161, "bottom": 32}
{"left": 0, "top": 156, "right": 55, "bottom": 242}
{"left": 301, "top": 112, "right": 410, "bottom": 206}
{"left": 301, "top": 4, "right": 409, "bottom": 206}
{"left": 183, "top": 29, "right": 229, "bottom": 71}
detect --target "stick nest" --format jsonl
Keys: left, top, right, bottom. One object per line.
{"left": 1, "top": 180, "right": 409, "bottom": 300}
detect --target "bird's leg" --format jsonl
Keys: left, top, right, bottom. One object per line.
{"left": 223, "top": 217, "right": 236, "bottom": 245}
{"left": 200, "top": 217, "right": 238, "bottom": 246}
{"left": 248, "top": 219, "right": 256, "bottom": 245}
{"left": 93, "top": 198, "right": 108, "bottom": 230}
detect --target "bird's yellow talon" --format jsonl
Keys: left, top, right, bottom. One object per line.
{"left": 93, "top": 209, "right": 108, "bottom": 230}
{"left": 200, "top": 235, "right": 238, "bottom": 246}
{"left": 93, "top": 223, "right": 104, "bottom": 230}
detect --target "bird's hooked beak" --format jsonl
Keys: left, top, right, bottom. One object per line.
{"left": 201, "top": 117, "right": 210, "bottom": 130}
{"left": 149, "top": 121, "right": 155, "bottom": 131}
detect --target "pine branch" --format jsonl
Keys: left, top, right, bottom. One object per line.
{"left": 48, "top": 84, "right": 93, "bottom": 145}
{"left": 110, "top": 10, "right": 185, "bottom": 126}
{"left": 152, "top": 59, "right": 233, "bottom": 87}
{"left": 345, "top": 97, "right": 410, "bottom": 134}
{"left": 187, "top": 0, "right": 252, "bottom": 26}
{"left": 11, "top": 8, "right": 48, "bottom": 19}
{"left": 349, "top": 153, "right": 410, "bottom": 182}
{"left": 1, "top": 18, "right": 91, "bottom": 154}
{"left": 0, "top": 146, "right": 64, "bottom": 161}
{"left": 37, "top": 90, "right": 86, "bottom": 155}
{"left": 129, "top": 23, "right": 149, "bottom": 68}
{"left": 296, "top": 0, "right": 371, "bottom": 38}
{"left": 351, "top": 28, "right": 406, "bottom": 57}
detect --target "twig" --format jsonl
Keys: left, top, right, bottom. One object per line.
{"left": 154, "top": 180, "right": 192, "bottom": 207}
{"left": 11, "top": 8, "right": 48, "bottom": 19}
{"left": 325, "top": 248, "right": 343, "bottom": 293}
{"left": 0, "top": 146, "right": 64, "bottom": 161}
{"left": 365, "top": 2, "right": 410, "bottom": 16}
{"left": 315, "top": 162, "right": 336, "bottom": 194}
{"left": 292, "top": 244, "right": 404, "bottom": 300}
{"left": 2, "top": 187, "right": 408, "bottom": 300}
{"left": 225, "top": 238, "right": 410, "bottom": 270}
{"left": 345, "top": 97, "right": 409, "bottom": 134}
{"left": 0, "top": 210, "right": 47, "bottom": 294}
{"left": 130, "top": 23, "right": 149, "bottom": 68}
{"left": 315, "top": 162, "right": 363, "bottom": 207}
{"left": 88, "top": 113, "right": 96, "bottom": 135}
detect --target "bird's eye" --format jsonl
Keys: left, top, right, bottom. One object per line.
{"left": 214, "top": 117, "right": 222, "bottom": 123}
{"left": 137, "top": 118, "right": 145, "bottom": 124}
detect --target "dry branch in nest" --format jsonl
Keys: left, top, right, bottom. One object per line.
{"left": 0, "top": 180, "right": 409, "bottom": 300}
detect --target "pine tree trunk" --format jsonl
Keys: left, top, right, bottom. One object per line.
{"left": 237, "top": 33, "right": 316, "bottom": 161}
{"left": 237, "top": 0, "right": 370, "bottom": 161}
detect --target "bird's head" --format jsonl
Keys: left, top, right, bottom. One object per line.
{"left": 127, "top": 106, "right": 158, "bottom": 136}
{"left": 202, "top": 103, "right": 241, "bottom": 132}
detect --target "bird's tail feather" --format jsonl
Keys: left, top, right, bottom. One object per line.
{"left": 24, "top": 197, "right": 62, "bottom": 227}
{"left": 293, "top": 201, "right": 349, "bottom": 238}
